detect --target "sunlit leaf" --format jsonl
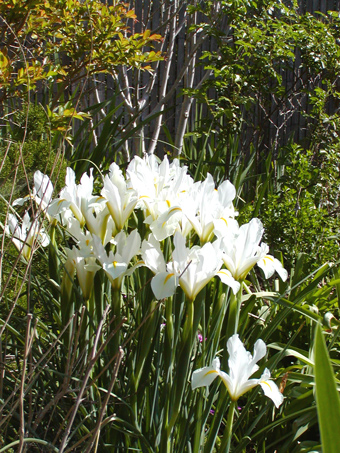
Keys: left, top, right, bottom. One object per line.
{"left": 314, "top": 324, "right": 340, "bottom": 453}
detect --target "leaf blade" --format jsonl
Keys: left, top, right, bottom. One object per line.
{"left": 314, "top": 324, "right": 340, "bottom": 453}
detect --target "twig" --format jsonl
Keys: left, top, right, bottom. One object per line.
{"left": 18, "top": 313, "right": 33, "bottom": 453}
{"left": 86, "top": 347, "right": 124, "bottom": 453}
{"left": 58, "top": 305, "right": 118, "bottom": 453}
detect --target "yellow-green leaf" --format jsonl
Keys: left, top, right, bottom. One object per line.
{"left": 0, "top": 50, "right": 9, "bottom": 68}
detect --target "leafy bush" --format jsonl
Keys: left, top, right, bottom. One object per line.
{"left": 260, "top": 144, "right": 340, "bottom": 271}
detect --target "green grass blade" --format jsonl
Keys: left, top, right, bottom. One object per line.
{"left": 314, "top": 324, "right": 340, "bottom": 453}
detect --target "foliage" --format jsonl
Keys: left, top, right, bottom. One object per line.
{"left": 188, "top": 0, "right": 340, "bottom": 156}
{"left": 0, "top": 0, "right": 162, "bottom": 100}
{"left": 260, "top": 143, "right": 340, "bottom": 271}
{"left": 0, "top": 104, "right": 67, "bottom": 200}
{"left": 314, "top": 323, "right": 340, "bottom": 453}
{"left": 0, "top": 0, "right": 163, "bottom": 145}
{"left": 181, "top": 0, "right": 340, "bottom": 274}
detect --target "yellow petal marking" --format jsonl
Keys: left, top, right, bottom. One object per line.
{"left": 218, "top": 269, "right": 231, "bottom": 277}
{"left": 204, "top": 370, "right": 219, "bottom": 377}
{"left": 264, "top": 255, "right": 274, "bottom": 262}
{"left": 169, "top": 207, "right": 182, "bottom": 214}
{"left": 164, "top": 273, "right": 174, "bottom": 284}
{"left": 261, "top": 380, "right": 272, "bottom": 389}
{"left": 162, "top": 207, "right": 182, "bottom": 228}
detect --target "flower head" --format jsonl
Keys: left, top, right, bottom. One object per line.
{"left": 170, "top": 232, "right": 238, "bottom": 300}
{"left": 141, "top": 234, "right": 177, "bottom": 300}
{"left": 92, "top": 230, "right": 141, "bottom": 290}
{"left": 101, "top": 162, "right": 138, "bottom": 231}
{"left": 183, "top": 174, "right": 237, "bottom": 244}
{"left": 216, "top": 218, "right": 287, "bottom": 282}
{"left": 6, "top": 211, "right": 49, "bottom": 261}
{"left": 192, "top": 334, "right": 283, "bottom": 408}
{"left": 13, "top": 171, "right": 54, "bottom": 216}
{"left": 65, "top": 246, "right": 100, "bottom": 301}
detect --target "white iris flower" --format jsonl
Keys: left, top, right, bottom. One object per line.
{"left": 101, "top": 162, "right": 138, "bottom": 231}
{"left": 13, "top": 170, "right": 54, "bottom": 217}
{"left": 192, "top": 334, "right": 284, "bottom": 408}
{"left": 216, "top": 218, "right": 288, "bottom": 282}
{"left": 92, "top": 230, "right": 141, "bottom": 290}
{"left": 141, "top": 234, "right": 177, "bottom": 300}
{"left": 6, "top": 211, "right": 49, "bottom": 261}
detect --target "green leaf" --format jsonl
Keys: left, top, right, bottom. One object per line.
{"left": 314, "top": 324, "right": 340, "bottom": 453}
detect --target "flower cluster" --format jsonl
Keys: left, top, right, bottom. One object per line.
{"left": 6, "top": 155, "right": 287, "bottom": 300}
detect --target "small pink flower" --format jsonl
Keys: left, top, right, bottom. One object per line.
{"left": 197, "top": 332, "right": 207, "bottom": 343}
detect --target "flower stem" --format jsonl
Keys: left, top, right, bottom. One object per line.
{"left": 220, "top": 400, "right": 236, "bottom": 453}
{"left": 167, "top": 297, "right": 194, "bottom": 433}
{"left": 110, "top": 288, "right": 121, "bottom": 358}
{"left": 226, "top": 283, "right": 243, "bottom": 340}
{"left": 203, "top": 386, "right": 228, "bottom": 453}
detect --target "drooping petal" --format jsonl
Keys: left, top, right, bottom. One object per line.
{"left": 141, "top": 234, "right": 166, "bottom": 274}
{"left": 102, "top": 261, "right": 128, "bottom": 286}
{"left": 217, "top": 269, "right": 241, "bottom": 295}
{"left": 151, "top": 271, "right": 177, "bottom": 300}
{"left": 257, "top": 255, "right": 288, "bottom": 281}
{"left": 191, "top": 357, "right": 221, "bottom": 390}
{"left": 149, "top": 206, "right": 182, "bottom": 241}
{"left": 213, "top": 217, "right": 239, "bottom": 240}
{"left": 259, "top": 369, "right": 284, "bottom": 408}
